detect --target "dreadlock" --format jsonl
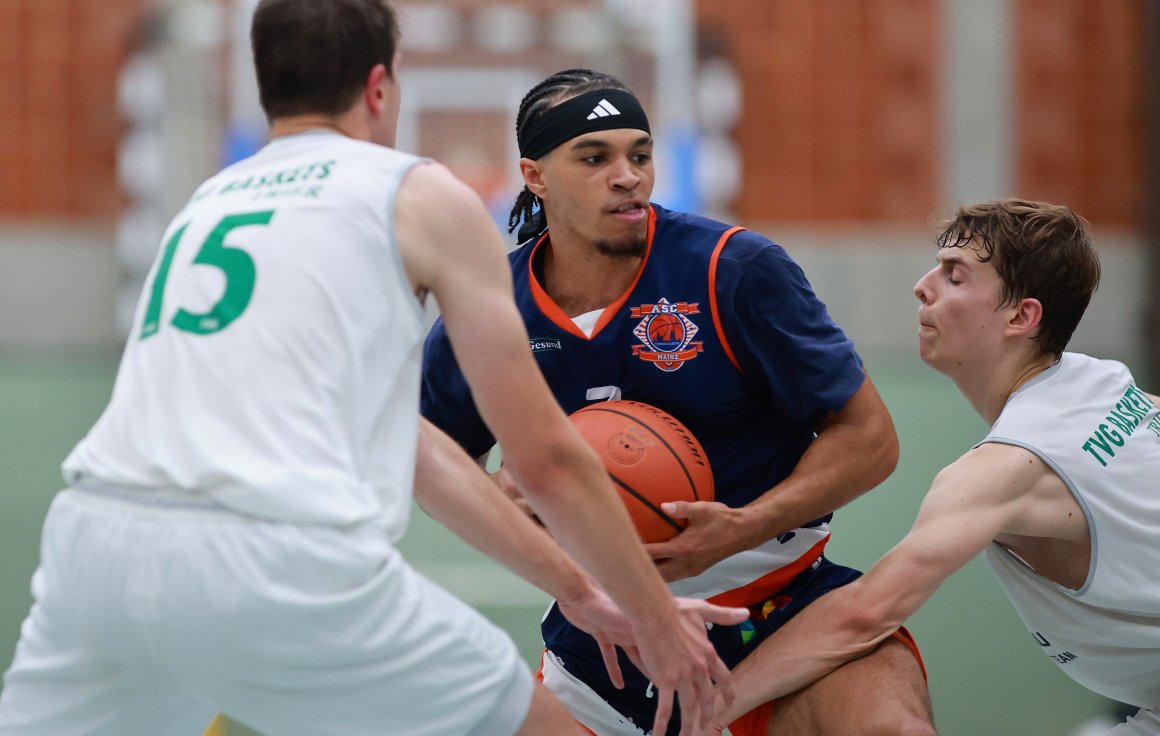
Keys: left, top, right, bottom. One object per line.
{"left": 508, "top": 68, "right": 633, "bottom": 239}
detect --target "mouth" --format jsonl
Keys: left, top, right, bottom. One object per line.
{"left": 608, "top": 200, "right": 647, "bottom": 221}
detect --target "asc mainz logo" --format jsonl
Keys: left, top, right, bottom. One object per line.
{"left": 630, "top": 297, "right": 703, "bottom": 372}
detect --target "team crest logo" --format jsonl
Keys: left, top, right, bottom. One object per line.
{"left": 630, "top": 298, "right": 703, "bottom": 372}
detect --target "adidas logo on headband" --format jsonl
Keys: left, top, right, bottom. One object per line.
{"left": 587, "top": 99, "right": 621, "bottom": 120}
{"left": 518, "top": 89, "right": 649, "bottom": 160}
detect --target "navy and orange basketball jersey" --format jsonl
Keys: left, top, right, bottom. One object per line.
{"left": 423, "top": 204, "right": 862, "bottom": 523}
{"left": 423, "top": 203, "right": 867, "bottom": 732}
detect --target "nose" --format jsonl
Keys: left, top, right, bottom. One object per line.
{"left": 609, "top": 157, "right": 641, "bottom": 191}
{"left": 914, "top": 268, "right": 934, "bottom": 305}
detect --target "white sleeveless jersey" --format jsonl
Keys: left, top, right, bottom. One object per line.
{"left": 980, "top": 352, "right": 1160, "bottom": 707}
{"left": 63, "top": 131, "right": 428, "bottom": 538}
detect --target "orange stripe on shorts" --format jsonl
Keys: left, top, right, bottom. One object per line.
{"left": 727, "top": 626, "right": 927, "bottom": 736}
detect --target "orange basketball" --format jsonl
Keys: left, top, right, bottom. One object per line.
{"left": 569, "top": 400, "right": 714, "bottom": 543}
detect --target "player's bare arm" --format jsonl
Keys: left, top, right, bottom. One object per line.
{"left": 414, "top": 417, "right": 630, "bottom": 687}
{"left": 395, "top": 161, "right": 669, "bottom": 623}
{"left": 396, "top": 163, "right": 742, "bottom": 735}
{"left": 701, "top": 441, "right": 1061, "bottom": 731}
{"left": 650, "top": 372, "right": 898, "bottom": 580}
{"left": 414, "top": 417, "right": 750, "bottom": 689}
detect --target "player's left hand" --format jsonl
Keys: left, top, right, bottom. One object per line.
{"left": 645, "top": 501, "right": 753, "bottom": 581}
{"left": 556, "top": 584, "right": 634, "bottom": 688}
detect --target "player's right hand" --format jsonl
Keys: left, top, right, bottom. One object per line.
{"left": 631, "top": 599, "right": 748, "bottom": 736}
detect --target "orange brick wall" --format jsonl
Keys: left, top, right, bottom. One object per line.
{"left": 1, "top": 0, "right": 1143, "bottom": 227}
{"left": 1015, "top": 0, "right": 1144, "bottom": 227}
{"left": 698, "top": 0, "right": 941, "bottom": 224}
{"left": 0, "top": 0, "right": 146, "bottom": 220}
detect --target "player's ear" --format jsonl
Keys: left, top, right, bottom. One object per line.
{"left": 1006, "top": 297, "right": 1043, "bottom": 338}
{"left": 520, "top": 158, "right": 548, "bottom": 198}
{"left": 363, "top": 63, "right": 389, "bottom": 115}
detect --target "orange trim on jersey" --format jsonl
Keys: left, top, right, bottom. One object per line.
{"left": 526, "top": 207, "right": 657, "bottom": 341}
{"left": 707, "top": 226, "right": 748, "bottom": 373}
{"left": 705, "top": 534, "right": 830, "bottom": 609}
{"left": 527, "top": 232, "right": 588, "bottom": 340}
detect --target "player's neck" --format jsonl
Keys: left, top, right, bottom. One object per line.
{"left": 269, "top": 112, "right": 368, "bottom": 143}
{"left": 951, "top": 350, "right": 1057, "bottom": 425}
{"left": 540, "top": 233, "right": 643, "bottom": 317}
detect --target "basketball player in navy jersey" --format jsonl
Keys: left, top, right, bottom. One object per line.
{"left": 422, "top": 69, "right": 934, "bottom": 736}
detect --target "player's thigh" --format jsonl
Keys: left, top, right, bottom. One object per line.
{"left": 768, "top": 636, "right": 934, "bottom": 736}
{"left": 515, "top": 681, "right": 593, "bottom": 736}
{"left": 187, "top": 520, "right": 535, "bottom": 736}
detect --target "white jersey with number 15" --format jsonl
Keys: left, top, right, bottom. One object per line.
{"left": 64, "top": 131, "right": 428, "bottom": 538}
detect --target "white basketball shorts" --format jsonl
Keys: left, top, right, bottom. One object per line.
{"left": 539, "top": 650, "right": 648, "bottom": 736}
{"left": 0, "top": 486, "right": 532, "bottom": 736}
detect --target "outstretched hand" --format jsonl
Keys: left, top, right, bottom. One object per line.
{"left": 631, "top": 598, "right": 748, "bottom": 736}
{"left": 557, "top": 586, "right": 749, "bottom": 699}
{"left": 555, "top": 583, "right": 635, "bottom": 688}
{"left": 645, "top": 501, "right": 752, "bottom": 582}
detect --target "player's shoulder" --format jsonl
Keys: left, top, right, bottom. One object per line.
{"left": 936, "top": 441, "right": 1055, "bottom": 505}
{"left": 650, "top": 204, "right": 779, "bottom": 265}
{"left": 663, "top": 206, "right": 787, "bottom": 259}
{"left": 395, "top": 161, "right": 488, "bottom": 245}
{"left": 1059, "top": 351, "right": 1132, "bottom": 382}
{"left": 397, "top": 160, "right": 479, "bottom": 211}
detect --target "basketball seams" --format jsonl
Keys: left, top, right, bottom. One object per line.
{"left": 632, "top": 403, "right": 710, "bottom": 473}
{"left": 573, "top": 403, "right": 701, "bottom": 501}
{"left": 607, "top": 473, "right": 685, "bottom": 534}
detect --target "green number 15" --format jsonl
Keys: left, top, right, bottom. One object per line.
{"left": 140, "top": 210, "right": 274, "bottom": 339}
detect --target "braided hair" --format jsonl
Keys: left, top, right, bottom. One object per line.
{"left": 508, "top": 68, "right": 633, "bottom": 241}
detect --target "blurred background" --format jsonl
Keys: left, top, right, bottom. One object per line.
{"left": 0, "top": 0, "right": 1156, "bottom": 734}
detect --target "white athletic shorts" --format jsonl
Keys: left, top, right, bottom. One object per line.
{"left": 0, "top": 486, "right": 532, "bottom": 736}
{"left": 540, "top": 650, "right": 648, "bottom": 736}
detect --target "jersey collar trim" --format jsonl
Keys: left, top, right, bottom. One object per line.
{"left": 527, "top": 205, "right": 656, "bottom": 341}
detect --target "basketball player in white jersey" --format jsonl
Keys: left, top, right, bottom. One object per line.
{"left": 0, "top": 1, "right": 745, "bottom": 734}
{"left": 694, "top": 199, "right": 1160, "bottom": 735}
